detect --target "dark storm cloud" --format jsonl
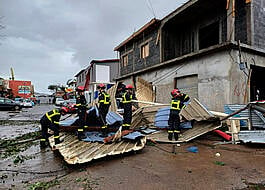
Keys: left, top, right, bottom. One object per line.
{"left": 0, "top": 0, "right": 187, "bottom": 93}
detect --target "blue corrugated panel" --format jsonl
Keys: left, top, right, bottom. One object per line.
{"left": 122, "top": 131, "right": 145, "bottom": 140}
{"left": 106, "top": 112, "right": 123, "bottom": 125}
{"left": 60, "top": 107, "right": 122, "bottom": 128}
{"left": 154, "top": 107, "right": 192, "bottom": 129}
{"left": 238, "top": 130, "right": 265, "bottom": 143}
{"left": 60, "top": 118, "right": 78, "bottom": 126}
{"left": 224, "top": 104, "right": 265, "bottom": 128}
{"left": 82, "top": 131, "right": 116, "bottom": 143}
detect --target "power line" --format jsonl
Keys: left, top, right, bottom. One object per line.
{"left": 145, "top": 0, "right": 156, "bottom": 18}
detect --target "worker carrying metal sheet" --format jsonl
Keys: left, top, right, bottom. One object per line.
{"left": 168, "top": 88, "right": 190, "bottom": 141}
{"left": 97, "top": 83, "right": 111, "bottom": 137}
{"left": 75, "top": 86, "right": 87, "bottom": 140}
{"left": 121, "top": 84, "right": 137, "bottom": 131}
{"left": 40, "top": 107, "right": 68, "bottom": 148}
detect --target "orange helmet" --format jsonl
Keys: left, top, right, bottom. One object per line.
{"left": 76, "top": 86, "right": 85, "bottom": 92}
{"left": 126, "top": 84, "right": 133, "bottom": 89}
{"left": 171, "top": 88, "right": 180, "bottom": 97}
{"left": 61, "top": 106, "right": 69, "bottom": 113}
{"left": 97, "top": 83, "right": 106, "bottom": 89}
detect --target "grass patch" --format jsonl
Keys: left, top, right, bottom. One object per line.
{"left": 27, "top": 179, "right": 60, "bottom": 190}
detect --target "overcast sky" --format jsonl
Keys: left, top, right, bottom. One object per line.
{"left": 0, "top": 0, "right": 187, "bottom": 94}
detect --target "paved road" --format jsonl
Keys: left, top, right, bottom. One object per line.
{"left": 0, "top": 104, "right": 58, "bottom": 121}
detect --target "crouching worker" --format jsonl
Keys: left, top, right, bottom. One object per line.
{"left": 40, "top": 107, "right": 68, "bottom": 148}
{"left": 168, "top": 88, "right": 190, "bottom": 141}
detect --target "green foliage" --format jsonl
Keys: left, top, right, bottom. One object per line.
{"left": 13, "top": 155, "right": 34, "bottom": 164}
{"left": 0, "top": 131, "right": 40, "bottom": 159}
{"left": 214, "top": 161, "right": 225, "bottom": 166}
{"left": 27, "top": 180, "right": 60, "bottom": 190}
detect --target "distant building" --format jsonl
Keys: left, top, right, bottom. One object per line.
{"left": 0, "top": 78, "right": 7, "bottom": 97}
{"left": 8, "top": 80, "right": 33, "bottom": 99}
{"left": 75, "top": 59, "right": 119, "bottom": 103}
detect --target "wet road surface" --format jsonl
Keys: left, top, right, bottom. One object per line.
{"left": 1, "top": 105, "right": 265, "bottom": 190}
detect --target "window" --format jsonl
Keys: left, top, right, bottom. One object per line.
{"left": 141, "top": 43, "right": 149, "bottom": 59}
{"left": 5, "top": 99, "right": 12, "bottom": 103}
{"left": 122, "top": 54, "right": 128, "bottom": 67}
{"left": 199, "top": 22, "right": 219, "bottom": 50}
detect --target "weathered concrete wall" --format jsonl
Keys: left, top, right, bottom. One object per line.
{"left": 253, "top": 0, "right": 265, "bottom": 50}
{"left": 118, "top": 48, "right": 265, "bottom": 112}
{"left": 120, "top": 51, "right": 232, "bottom": 111}
{"left": 230, "top": 49, "right": 265, "bottom": 103}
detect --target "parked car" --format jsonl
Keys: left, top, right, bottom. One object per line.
{"left": 14, "top": 98, "right": 24, "bottom": 107}
{"left": 22, "top": 99, "right": 33, "bottom": 108}
{"left": 55, "top": 97, "right": 65, "bottom": 106}
{"left": 0, "top": 97, "right": 22, "bottom": 111}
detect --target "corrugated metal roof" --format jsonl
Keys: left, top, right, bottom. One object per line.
{"left": 49, "top": 133, "right": 146, "bottom": 164}
{"left": 148, "top": 98, "right": 221, "bottom": 143}
{"left": 114, "top": 18, "right": 160, "bottom": 51}
{"left": 238, "top": 130, "right": 265, "bottom": 143}
{"left": 224, "top": 104, "right": 265, "bottom": 128}
{"left": 181, "top": 98, "right": 216, "bottom": 121}
{"left": 147, "top": 120, "right": 222, "bottom": 143}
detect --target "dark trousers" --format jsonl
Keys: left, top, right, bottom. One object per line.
{"left": 77, "top": 106, "right": 86, "bottom": 131}
{"left": 168, "top": 110, "right": 180, "bottom": 131}
{"left": 40, "top": 116, "right": 59, "bottom": 140}
{"left": 99, "top": 105, "right": 109, "bottom": 126}
{"left": 123, "top": 103, "right": 132, "bottom": 129}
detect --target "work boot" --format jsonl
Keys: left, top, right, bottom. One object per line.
{"left": 101, "top": 128, "right": 108, "bottom": 137}
{"left": 40, "top": 140, "right": 48, "bottom": 149}
{"left": 122, "top": 125, "right": 129, "bottom": 131}
{"left": 168, "top": 133, "right": 173, "bottom": 141}
{"left": 78, "top": 133, "right": 86, "bottom": 141}
{"left": 174, "top": 132, "right": 179, "bottom": 141}
{"left": 54, "top": 138, "right": 63, "bottom": 145}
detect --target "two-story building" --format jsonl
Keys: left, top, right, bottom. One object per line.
{"left": 114, "top": 0, "right": 265, "bottom": 111}
{"left": 75, "top": 59, "right": 119, "bottom": 103}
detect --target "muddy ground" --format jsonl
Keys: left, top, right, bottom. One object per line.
{"left": 0, "top": 105, "right": 265, "bottom": 190}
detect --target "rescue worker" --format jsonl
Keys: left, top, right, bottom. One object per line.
{"left": 168, "top": 88, "right": 190, "bottom": 141}
{"left": 115, "top": 82, "right": 126, "bottom": 109}
{"left": 40, "top": 106, "right": 69, "bottom": 148}
{"left": 75, "top": 86, "right": 87, "bottom": 140}
{"left": 121, "top": 84, "right": 137, "bottom": 130}
{"left": 97, "top": 83, "right": 111, "bottom": 136}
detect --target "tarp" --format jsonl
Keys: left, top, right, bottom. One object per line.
{"left": 59, "top": 106, "right": 123, "bottom": 128}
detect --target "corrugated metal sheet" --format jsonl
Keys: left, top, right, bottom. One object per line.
{"left": 49, "top": 133, "right": 146, "bottom": 164}
{"left": 224, "top": 104, "right": 265, "bottom": 128}
{"left": 147, "top": 120, "right": 222, "bottom": 143}
{"left": 181, "top": 98, "right": 216, "bottom": 121}
{"left": 148, "top": 98, "right": 221, "bottom": 143}
{"left": 131, "top": 105, "right": 168, "bottom": 128}
{"left": 136, "top": 77, "right": 154, "bottom": 108}
{"left": 238, "top": 130, "right": 265, "bottom": 143}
